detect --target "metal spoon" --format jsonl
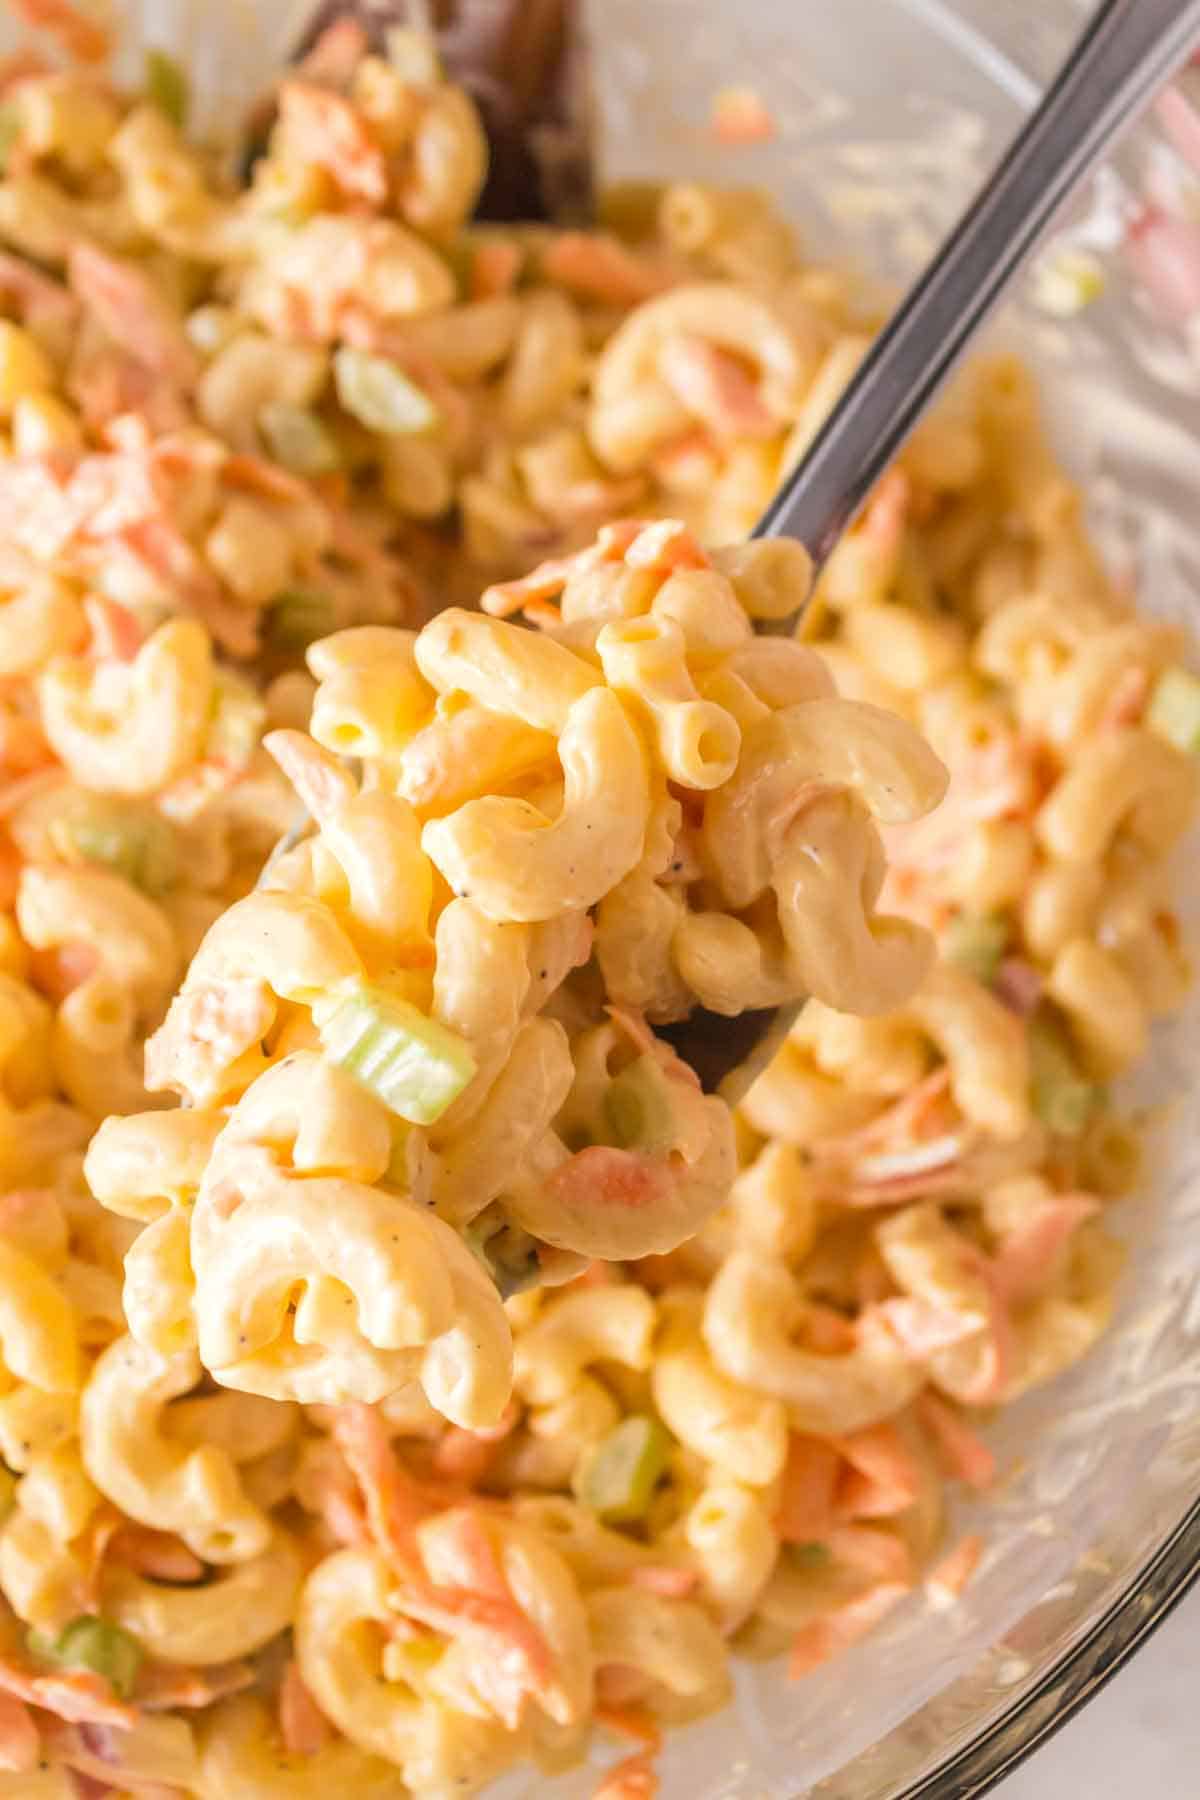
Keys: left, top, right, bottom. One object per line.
{"left": 266, "top": 0, "right": 1200, "bottom": 1098}
{"left": 661, "top": 0, "right": 1200, "bottom": 1098}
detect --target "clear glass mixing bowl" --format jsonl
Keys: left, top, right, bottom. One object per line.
{"left": 7, "top": 1, "right": 1198, "bottom": 1794}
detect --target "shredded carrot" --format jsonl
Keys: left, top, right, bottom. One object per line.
{"left": 787, "top": 1581, "right": 909, "bottom": 1679}
{"left": 926, "top": 1533, "right": 984, "bottom": 1605}
{"left": 418, "top": 1507, "right": 561, "bottom": 1730}
{"left": 594, "top": 1703, "right": 662, "bottom": 1750}
{"left": 917, "top": 1392, "right": 997, "bottom": 1492}
{"left": 0, "top": 1659, "right": 136, "bottom": 1730}
{"left": 332, "top": 1402, "right": 430, "bottom": 1579}
{"left": 628, "top": 1565, "right": 699, "bottom": 1600}
{"left": 135, "top": 1659, "right": 255, "bottom": 1712}
{"left": 278, "top": 1659, "right": 332, "bottom": 1756}
{"left": 295, "top": 16, "right": 370, "bottom": 87}
{"left": 28, "top": 942, "right": 99, "bottom": 1004}
{"left": 658, "top": 333, "right": 776, "bottom": 440}
{"left": 0, "top": 1689, "right": 38, "bottom": 1774}
{"left": 277, "top": 82, "right": 389, "bottom": 209}
{"left": 776, "top": 1434, "right": 840, "bottom": 1543}
{"left": 0, "top": 47, "right": 50, "bottom": 92}
{"left": 593, "top": 1750, "right": 660, "bottom": 1800}
{"left": 68, "top": 246, "right": 199, "bottom": 389}
{"left": 84, "top": 596, "right": 143, "bottom": 664}
{"left": 710, "top": 85, "right": 777, "bottom": 146}
{"left": 471, "top": 240, "right": 524, "bottom": 300}
{"left": 429, "top": 1400, "right": 520, "bottom": 1485}
{"left": 547, "top": 1146, "right": 675, "bottom": 1214}
{"left": 833, "top": 1422, "right": 922, "bottom": 1520}
{"left": 987, "top": 1194, "right": 1098, "bottom": 1306}
{"left": 794, "top": 1303, "right": 857, "bottom": 1355}
{"left": 8, "top": 0, "right": 109, "bottom": 64}
{"left": 541, "top": 233, "right": 676, "bottom": 306}
{"left": 107, "top": 1525, "right": 206, "bottom": 1585}
{"left": 623, "top": 518, "right": 709, "bottom": 574}
{"left": 825, "top": 1523, "right": 912, "bottom": 1585}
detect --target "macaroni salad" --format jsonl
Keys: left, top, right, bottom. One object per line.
{"left": 0, "top": 19, "right": 1190, "bottom": 1800}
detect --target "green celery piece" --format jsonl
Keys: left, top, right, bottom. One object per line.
{"left": 208, "top": 671, "right": 266, "bottom": 772}
{"left": 318, "top": 982, "right": 476, "bottom": 1125}
{"left": 1029, "top": 1009, "right": 1100, "bottom": 1137}
{"left": 334, "top": 347, "right": 439, "bottom": 435}
{"left": 266, "top": 586, "right": 337, "bottom": 653}
{"left": 1146, "top": 664, "right": 1200, "bottom": 756}
{"left": 258, "top": 402, "right": 342, "bottom": 477}
{"left": 789, "top": 1541, "right": 832, "bottom": 1570}
{"left": 574, "top": 1415, "right": 672, "bottom": 1524}
{"left": 67, "top": 806, "right": 177, "bottom": 896}
{"left": 32, "top": 1616, "right": 144, "bottom": 1700}
{"left": 145, "top": 48, "right": 190, "bottom": 128}
{"left": 603, "top": 1054, "right": 677, "bottom": 1154}
{"left": 943, "top": 912, "right": 1009, "bottom": 985}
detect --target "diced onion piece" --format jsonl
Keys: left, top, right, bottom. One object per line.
{"left": 334, "top": 347, "right": 439, "bottom": 435}
{"left": 1146, "top": 664, "right": 1200, "bottom": 755}
{"left": 258, "top": 403, "right": 342, "bottom": 476}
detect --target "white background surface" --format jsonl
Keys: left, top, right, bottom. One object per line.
{"left": 995, "top": 1580, "right": 1200, "bottom": 1798}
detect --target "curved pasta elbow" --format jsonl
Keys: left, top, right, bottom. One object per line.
{"left": 80, "top": 1335, "right": 272, "bottom": 1562}
{"left": 38, "top": 618, "right": 214, "bottom": 794}
{"left": 906, "top": 962, "right": 1031, "bottom": 1138}
{"left": 703, "top": 1250, "right": 923, "bottom": 1434}
{"left": 102, "top": 1530, "right": 303, "bottom": 1665}
{"left": 1036, "top": 727, "right": 1197, "bottom": 862}
{"left": 423, "top": 687, "right": 650, "bottom": 921}
{"left": 191, "top": 1143, "right": 510, "bottom": 1421}
{"left": 773, "top": 795, "right": 935, "bottom": 1015}
{"left": 0, "top": 1237, "right": 79, "bottom": 1393}
{"left": 703, "top": 703, "right": 947, "bottom": 911}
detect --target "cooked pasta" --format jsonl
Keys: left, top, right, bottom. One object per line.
{"left": 0, "top": 22, "right": 1187, "bottom": 1800}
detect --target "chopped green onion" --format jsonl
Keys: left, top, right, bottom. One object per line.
{"left": 258, "top": 403, "right": 342, "bottom": 478}
{"left": 574, "top": 1415, "right": 672, "bottom": 1524}
{"left": 316, "top": 981, "right": 476, "bottom": 1125}
{"left": 207, "top": 671, "right": 266, "bottom": 773}
{"left": 29, "top": 1616, "right": 143, "bottom": 1700}
{"left": 384, "top": 26, "right": 443, "bottom": 84}
{"left": 1146, "top": 664, "right": 1200, "bottom": 756}
{"left": 1029, "top": 1009, "right": 1100, "bottom": 1137}
{"left": 944, "top": 912, "right": 1010, "bottom": 985}
{"left": 62, "top": 804, "right": 178, "bottom": 896}
{"left": 266, "top": 587, "right": 337, "bottom": 653}
{"left": 334, "top": 348, "right": 439, "bottom": 436}
{"left": 145, "top": 48, "right": 190, "bottom": 129}
{"left": 788, "top": 1541, "right": 832, "bottom": 1570}
{"left": 603, "top": 1055, "right": 677, "bottom": 1155}
{"left": 0, "top": 104, "right": 21, "bottom": 173}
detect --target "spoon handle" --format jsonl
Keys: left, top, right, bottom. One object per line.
{"left": 756, "top": 0, "right": 1200, "bottom": 564}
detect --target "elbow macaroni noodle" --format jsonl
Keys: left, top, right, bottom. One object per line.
{"left": 0, "top": 29, "right": 1185, "bottom": 1800}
